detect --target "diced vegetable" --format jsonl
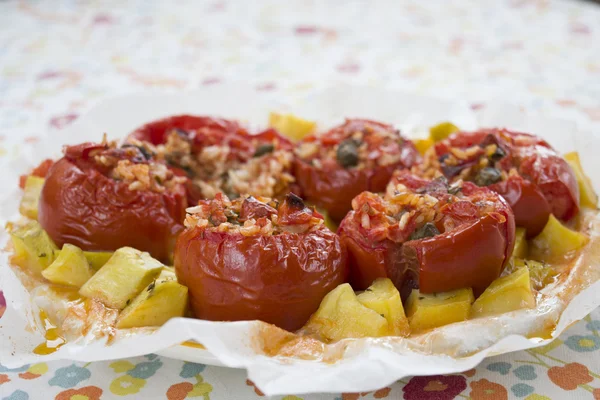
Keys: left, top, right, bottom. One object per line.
{"left": 19, "top": 176, "right": 45, "bottom": 220}
{"left": 42, "top": 244, "right": 94, "bottom": 287}
{"left": 429, "top": 122, "right": 460, "bottom": 142}
{"left": 405, "top": 288, "right": 474, "bottom": 332}
{"left": 414, "top": 138, "right": 434, "bottom": 155}
{"left": 513, "top": 258, "right": 556, "bottom": 290}
{"left": 564, "top": 152, "right": 598, "bottom": 208}
{"left": 512, "top": 227, "right": 528, "bottom": 260}
{"left": 471, "top": 267, "right": 536, "bottom": 318}
{"left": 116, "top": 278, "right": 188, "bottom": 329}
{"left": 269, "top": 112, "right": 316, "bottom": 142}
{"left": 157, "top": 266, "right": 176, "bottom": 281}
{"left": 530, "top": 214, "right": 589, "bottom": 262}
{"left": 304, "top": 283, "right": 389, "bottom": 342}
{"left": 83, "top": 251, "right": 114, "bottom": 271}
{"left": 357, "top": 278, "right": 410, "bottom": 337}
{"left": 10, "top": 221, "right": 59, "bottom": 274}
{"left": 79, "top": 247, "right": 164, "bottom": 309}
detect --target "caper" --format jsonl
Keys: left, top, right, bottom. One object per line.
{"left": 409, "top": 222, "right": 440, "bottom": 240}
{"left": 122, "top": 144, "right": 153, "bottom": 161}
{"left": 253, "top": 143, "right": 275, "bottom": 157}
{"left": 490, "top": 145, "right": 506, "bottom": 162}
{"left": 474, "top": 167, "right": 502, "bottom": 186}
{"left": 336, "top": 138, "right": 360, "bottom": 168}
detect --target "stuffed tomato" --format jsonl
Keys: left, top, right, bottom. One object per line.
{"left": 174, "top": 193, "right": 348, "bottom": 331}
{"left": 294, "top": 119, "right": 421, "bottom": 222}
{"left": 427, "top": 129, "right": 579, "bottom": 236}
{"left": 338, "top": 171, "right": 515, "bottom": 296}
{"left": 128, "top": 114, "right": 298, "bottom": 200}
{"left": 38, "top": 141, "right": 189, "bottom": 263}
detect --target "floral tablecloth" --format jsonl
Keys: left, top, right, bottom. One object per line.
{"left": 1, "top": 0, "right": 600, "bottom": 399}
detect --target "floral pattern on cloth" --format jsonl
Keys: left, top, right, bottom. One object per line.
{"left": 1, "top": 0, "right": 600, "bottom": 398}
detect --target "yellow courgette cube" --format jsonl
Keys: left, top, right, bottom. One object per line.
{"left": 269, "top": 112, "right": 316, "bottom": 142}
{"left": 19, "top": 176, "right": 45, "bottom": 220}
{"left": 304, "top": 283, "right": 389, "bottom": 342}
{"left": 116, "top": 279, "right": 188, "bottom": 329}
{"left": 564, "top": 152, "right": 597, "bottom": 208}
{"left": 42, "top": 244, "right": 94, "bottom": 287}
{"left": 429, "top": 122, "right": 460, "bottom": 142}
{"left": 530, "top": 214, "right": 589, "bottom": 262}
{"left": 10, "top": 221, "right": 58, "bottom": 274}
{"left": 471, "top": 267, "right": 536, "bottom": 318}
{"left": 405, "top": 288, "right": 474, "bottom": 332}
{"left": 79, "top": 247, "right": 163, "bottom": 309}
{"left": 512, "top": 227, "right": 528, "bottom": 260}
{"left": 357, "top": 278, "right": 410, "bottom": 337}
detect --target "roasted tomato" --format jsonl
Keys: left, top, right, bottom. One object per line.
{"left": 38, "top": 141, "right": 188, "bottom": 263}
{"left": 338, "top": 171, "right": 515, "bottom": 296}
{"left": 18, "top": 159, "right": 54, "bottom": 188}
{"left": 174, "top": 193, "right": 348, "bottom": 331}
{"left": 425, "top": 128, "right": 579, "bottom": 237}
{"left": 294, "top": 119, "right": 421, "bottom": 222}
{"left": 128, "top": 115, "right": 298, "bottom": 200}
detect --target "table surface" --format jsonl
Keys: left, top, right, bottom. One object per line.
{"left": 1, "top": 0, "right": 600, "bottom": 399}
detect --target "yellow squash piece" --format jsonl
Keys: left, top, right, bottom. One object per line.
{"left": 429, "top": 122, "right": 460, "bottom": 142}
{"left": 513, "top": 258, "right": 556, "bottom": 290}
{"left": 83, "top": 251, "right": 114, "bottom": 271}
{"left": 414, "top": 138, "right": 434, "bottom": 155}
{"left": 304, "top": 283, "right": 388, "bottom": 342}
{"left": 471, "top": 267, "right": 536, "bottom": 318}
{"left": 157, "top": 266, "right": 177, "bottom": 281}
{"left": 405, "top": 288, "right": 474, "bottom": 332}
{"left": 269, "top": 112, "right": 316, "bottom": 142}
{"left": 530, "top": 214, "right": 589, "bottom": 262}
{"left": 79, "top": 247, "right": 164, "bottom": 310}
{"left": 10, "top": 221, "right": 59, "bottom": 274}
{"left": 564, "top": 152, "right": 598, "bottom": 208}
{"left": 357, "top": 278, "right": 410, "bottom": 337}
{"left": 116, "top": 278, "right": 188, "bottom": 329}
{"left": 512, "top": 227, "right": 528, "bottom": 260}
{"left": 19, "top": 176, "right": 45, "bottom": 220}
{"left": 42, "top": 244, "right": 94, "bottom": 287}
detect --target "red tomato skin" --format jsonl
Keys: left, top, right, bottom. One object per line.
{"left": 338, "top": 182, "right": 515, "bottom": 295}
{"left": 403, "top": 213, "right": 511, "bottom": 295}
{"left": 435, "top": 129, "right": 579, "bottom": 234}
{"left": 38, "top": 158, "right": 187, "bottom": 263}
{"left": 174, "top": 227, "right": 348, "bottom": 332}
{"left": 294, "top": 119, "right": 420, "bottom": 222}
{"left": 129, "top": 115, "right": 242, "bottom": 145}
{"left": 295, "top": 162, "right": 403, "bottom": 222}
{"left": 516, "top": 145, "right": 579, "bottom": 222}
{"left": 338, "top": 228, "right": 389, "bottom": 290}
{"left": 490, "top": 175, "right": 551, "bottom": 237}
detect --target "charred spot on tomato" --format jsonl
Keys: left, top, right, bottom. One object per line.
{"left": 489, "top": 144, "right": 506, "bottom": 162}
{"left": 409, "top": 222, "right": 440, "bottom": 240}
{"left": 336, "top": 138, "right": 360, "bottom": 168}
{"left": 474, "top": 167, "right": 502, "bottom": 186}
{"left": 283, "top": 193, "right": 306, "bottom": 211}
{"left": 253, "top": 143, "right": 275, "bottom": 158}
